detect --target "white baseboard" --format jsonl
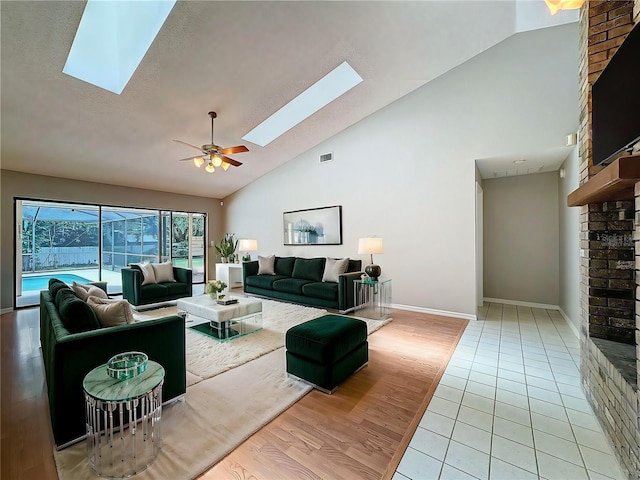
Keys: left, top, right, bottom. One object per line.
{"left": 483, "top": 297, "right": 559, "bottom": 311}
{"left": 559, "top": 308, "right": 580, "bottom": 339}
{"left": 1, "top": 307, "right": 13, "bottom": 315}
{"left": 391, "top": 303, "right": 476, "bottom": 321}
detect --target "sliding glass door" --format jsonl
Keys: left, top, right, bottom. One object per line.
{"left": 169, "top": 212, "right": 205, "bottom": 284}
{"left": 16, "top": 199, "right": 207, "bottom": 308}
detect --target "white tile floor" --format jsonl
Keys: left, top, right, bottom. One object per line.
{"left": 393, "top": 302, "right": 627, "bottom": 480}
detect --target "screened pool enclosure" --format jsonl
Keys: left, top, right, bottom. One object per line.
{"left": 16, "top": 199, "right": 206, "bottom": 307}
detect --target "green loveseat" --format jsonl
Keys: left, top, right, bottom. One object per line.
{"left": 40, "top": 279, "right": 186, "bottom": 448}
{"left": 121, "top": 265, "right": 192, "bottom": 307}
{"left": 242, "top": 257, "right": 362, "bottom": 313}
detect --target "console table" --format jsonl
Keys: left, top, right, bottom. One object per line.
{"left": 83, "top": 361, "right": 164, "bottom": 478}
{"left": 215, "top": 262, "right": 244, "bottom": 289}
{"left": 354, "top": 278, "right": 392, "bottom": 320}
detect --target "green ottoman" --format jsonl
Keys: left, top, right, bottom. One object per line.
{"left": 285, "top": 314, "right": 368, "bottom": 393}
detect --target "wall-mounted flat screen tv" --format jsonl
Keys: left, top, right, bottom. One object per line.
{"left": 591, "top": 22, "right": 640, "bottom": 166}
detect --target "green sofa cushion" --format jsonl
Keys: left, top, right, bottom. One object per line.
{"left": 141, "top": 283, "right": 169, "bottom": 299}
{"left": 163, "top": 282, "right": 189, "bottom": 295}
{"left": 292, "top": 257, "right": 325, "bottom": 282}
{"left": 49, "top": 278, "right": 71, "bottom": 298}
{"left": 55, "top": 289, "right": 101, "bottom": 333}
{"left": 275, "top": 256, "right": 296, "bottom": 277}
{"left": 246, "top": 274, "right": 287, "bottom": 289}
{"left": 302, "top": 282, "right": 338, "bottom": 301}
{"left": 286, "top": 315, "right": 367, "bottom": 364}
{"left": 272, "top": 278, "right": 312, "bottom": 295}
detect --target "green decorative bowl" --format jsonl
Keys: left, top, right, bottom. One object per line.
{"left": 106, "top": 351, "right": 148, "bottom": 380}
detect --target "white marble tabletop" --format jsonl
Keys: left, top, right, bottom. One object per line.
{"left": 176, "top": 294, "right": 262, "bottom": 323}
{"left": 83, "top": 360, "right": 164, "bottom": 402}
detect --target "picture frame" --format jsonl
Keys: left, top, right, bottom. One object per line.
{"left": 283, "top": 205, "right": 342, "bottom": 245}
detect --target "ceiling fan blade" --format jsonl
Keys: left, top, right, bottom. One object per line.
{"left": 222, "top": 156, "right": 243, "bottom": 167}
{"left": 178, "top": 156, "right": 202, "bottom": 162}
{"left": 173, "top": 139, "right": 203, "bottom": 152}
{"left": 219, "top": 145, "right": 249, "bottom": 155}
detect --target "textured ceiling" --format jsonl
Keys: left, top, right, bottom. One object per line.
{"left": 1, "top": 1, "right": 577, "bottom": 197}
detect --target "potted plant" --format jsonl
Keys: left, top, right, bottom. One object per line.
{"left": 213, "top": 233, "right": 238, "bottom": 263}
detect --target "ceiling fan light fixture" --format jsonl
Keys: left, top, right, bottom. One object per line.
{"left": 205, "top": 163, "right": 215, "bottom": 173}
{"left": 212, "top": 154, "right": 223, "bottom": 167}
{"left": 193, "top": 157, "right": 204, "bottom": 168}
{"left": 221, "top": 162, "right": 230, "bottom": 171}
{"left": 544, "top": 0, "right": 584, "bottom": 14}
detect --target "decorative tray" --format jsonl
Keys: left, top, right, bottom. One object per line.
{"left": 106, "top": 351, "right": 148, "bottom": 380}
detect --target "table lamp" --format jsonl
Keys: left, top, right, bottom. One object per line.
{"left": 239, "top": 239, "right": 258, "bottom": 262}
{"left": 358, "top": 237, "right": 383, "bottom": 281}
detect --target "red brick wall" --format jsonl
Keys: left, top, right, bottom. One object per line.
{"left": 578, "top": 1, "right": 635, "bottom": 185}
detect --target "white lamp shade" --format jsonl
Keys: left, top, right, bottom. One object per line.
{"left": 358, "top": 237, "right": 383, "bottom": 255}
{"left": 238, "top": 239, "right": 258, "bottom": 251}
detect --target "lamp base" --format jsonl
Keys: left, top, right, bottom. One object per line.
{"left": 365, "top": 264, "right": 381, "bottom": 281}
{"left": 242, "top": 252, "right": 252, "bottom": 262}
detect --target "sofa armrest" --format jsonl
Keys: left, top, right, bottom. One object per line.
{"left": 173, "top": 266, "right": 192, "bottom": 286}
{"left": 243, "top": 261, "right": 258, "bottom": 284}
{"left": 121, "top": 267, "right": 142, "bottom": 305}
{"left": 338, "top": 271, "right": 363, "bottom": 313}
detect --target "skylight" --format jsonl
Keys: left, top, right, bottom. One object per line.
{"left": 63, "top": 0, "right": 176, "bottom": 95}
{"left": 242, "top": 61, "right": 363, "bottom": 147}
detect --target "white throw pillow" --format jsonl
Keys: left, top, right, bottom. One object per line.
{"left": 87, "top": 296, "right": 134, "bottom": 327}
{"left": 72, "top": 281, "right": 108, "bottom": 301}
{"left": 135, "top": 263, "right": 157, "bottom": 285}
{"left": 152, "top": 261, "right": 175, "bottom": 283}
{"left": 258, "top": 255, "right": 276, "bottom": 275}
{"left": 322, "top": 258, "right": 349, "bottom": 282}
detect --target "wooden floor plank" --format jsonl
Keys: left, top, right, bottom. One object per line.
{"left": 1, "top": 307, "right": 466, "bottom": 480}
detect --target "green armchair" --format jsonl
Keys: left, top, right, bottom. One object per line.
{"left": 121, "top": 265, "right": 193, "bottom": 307}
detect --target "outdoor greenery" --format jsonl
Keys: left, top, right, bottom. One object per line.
{"left": 172, "top": 215, "right": 204, "bottom": 257}
{"left": 22, "top": 219, "right": 100, "bottom": 270}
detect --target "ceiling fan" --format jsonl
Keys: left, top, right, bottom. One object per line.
{"left": 174, "top": 111, "right": 249, "bottom": 173}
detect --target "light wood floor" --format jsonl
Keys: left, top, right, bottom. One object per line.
{"left": 0, "top": 307, "right": 467, "bottom": 480}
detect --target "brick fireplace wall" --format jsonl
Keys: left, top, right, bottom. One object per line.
{"left": 577, "top": 2, "right": 639, "bottom": 478}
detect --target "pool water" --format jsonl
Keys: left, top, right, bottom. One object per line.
{"left": 22, "top": 274, "right": 92, "bottom": 291}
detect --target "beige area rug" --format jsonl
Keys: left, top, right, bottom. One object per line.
{"left": 55, "top": 299, "right": 393, "bottom": 479}
{"left": 54, "top": 349, "right": 312, "bottom": 480}
{"left": 134, "top": 298, "right": 392, "bottom": 386}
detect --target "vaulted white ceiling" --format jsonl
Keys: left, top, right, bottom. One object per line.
{"left": 0, "top": 1, "right": 578, "bottom": 198}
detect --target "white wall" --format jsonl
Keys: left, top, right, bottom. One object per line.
{"left": 558, "top": 147, "right": 581, "bottom": 333}
{"left": 224, "top": 24, "right": 578, "bottom": 318}
{"left": 483, "top": 171, "right": 560, "bottom": 306}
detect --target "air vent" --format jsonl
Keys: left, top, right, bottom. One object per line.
{"left": 319, "top": 152, "right": 333, "bottom": 164}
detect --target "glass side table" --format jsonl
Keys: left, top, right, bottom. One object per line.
{"left": 83, "top": 360, "right": 164, "bottom": 478}
{"left": 354, "top": 278, "right": 392, "bottom": 320}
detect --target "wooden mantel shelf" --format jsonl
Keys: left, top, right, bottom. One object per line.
{"left": 567, "top": 156, "right": 640, "bottom": 206}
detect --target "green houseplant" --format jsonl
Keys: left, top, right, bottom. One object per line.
{"left": 213, "top": 233, "right": 238, "bottom": 263}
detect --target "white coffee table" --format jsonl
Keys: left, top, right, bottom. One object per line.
{"left": 176, "top": 295, "right": 262, "bottom": 342}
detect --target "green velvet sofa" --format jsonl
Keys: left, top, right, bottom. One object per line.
{"left": 40, "top": 279, "right": 186, "bottom": 448}
{"left": 121, "top": 265, "right": 192, "bottom": 307}
{"left": 242, "top": 257, "right": 362, "bottom": 313}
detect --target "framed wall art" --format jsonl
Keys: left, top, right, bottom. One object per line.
{"left": 283, "top": 205, "right": 342, "bottom": 245}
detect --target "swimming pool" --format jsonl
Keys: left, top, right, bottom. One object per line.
{"left": 22, "top": 274, "right": 92, "bottom": 291}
